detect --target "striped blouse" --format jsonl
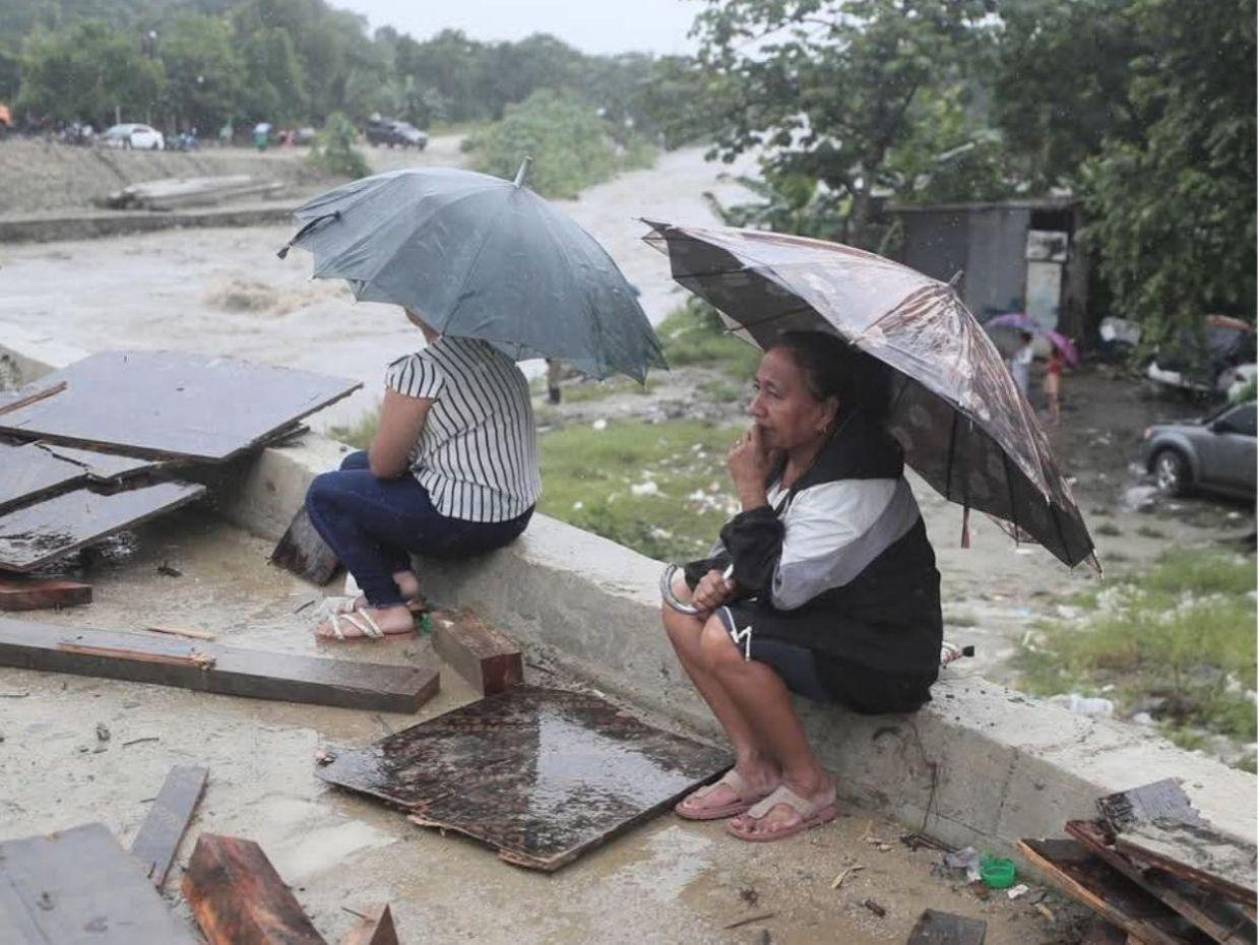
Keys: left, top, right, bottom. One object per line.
{"left": 385, "top": 336, "right": 541, "bottom": 523}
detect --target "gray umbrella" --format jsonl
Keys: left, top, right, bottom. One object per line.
{"left": 279, "top": 163, "right": 666, "bottom": 382}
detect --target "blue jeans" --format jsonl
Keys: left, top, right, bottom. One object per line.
{"left": 304, "top": 451, "right": 533, "bottom": 606}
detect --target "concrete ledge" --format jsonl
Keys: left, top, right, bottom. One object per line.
{"left": 2, "top": 332, "right": 1255, "bottom": 857}
{"left": 0, "top": 203, "right": 298, "bottom": 244}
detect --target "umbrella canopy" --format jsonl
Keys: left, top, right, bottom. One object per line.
{"left": 643, "top": 220, "right": 1095, "bottom": 569}
{"left": 281, "top": 166, "right": 666, "bottom": 382}
{"left": 985, "top": 312, "right": 1080, "bottom": 367}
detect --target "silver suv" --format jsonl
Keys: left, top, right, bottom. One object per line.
{"left": 1141, "top": 401, "right": 1256, "bottom": 499}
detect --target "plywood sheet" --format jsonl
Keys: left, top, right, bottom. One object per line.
{"left": 0, "top": 480, "right": 205, "bottom": 572}
{"left": 318, "top": 685, "right": 732, "bottom": 871}
{"left": 35, "top": 443, "right": 161, "bottom": 481}
{"left": 0, "top": 619, "right": 439, "bottom": 712}
{"left": 0, "top": 351, "right": 360, "bottom": 461}
{"left": 0, "top": 441, "right": 85, "bottom": 514}
{"left": 0, "top": 822, "right": 198, "bottom": 945}
{"left": 130, "top": 765, "right": 209, "bottom": 888}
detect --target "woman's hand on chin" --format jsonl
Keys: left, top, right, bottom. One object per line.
{"left": 727, "top": 425, "right": 774, "bottom": 509}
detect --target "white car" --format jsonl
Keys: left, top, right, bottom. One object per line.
{"left": 100, "top": 123, "right": 165, "bottom": 150}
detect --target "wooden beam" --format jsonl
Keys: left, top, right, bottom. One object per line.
{"left": 339, "top": 904, "right": 399, "bottom": 945}
{"left": 182, "top": 834, "right": 328, "bottom": 945}
{"left": 0, "top": 619, "right": 439, "bottom": 713}
{"left": 0, "top": 577, "right": 91, "bottom": 611}
{"left": 130, "top": 765, "right": 209, "bottom": 889}
{"left": 433, "top": 609, "right": 523, "bottom": 696}
{"left": 270, "top": 507, "right": 340, "bottom": 586}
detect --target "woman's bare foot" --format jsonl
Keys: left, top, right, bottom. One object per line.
{"left": 314, "top": 603, "right": 415, "bottom": 641}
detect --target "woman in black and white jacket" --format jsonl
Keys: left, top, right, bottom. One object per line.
{"left": 662, "top": 331, "right": 942, "bottom": 843}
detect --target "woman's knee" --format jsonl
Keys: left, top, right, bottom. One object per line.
{"left": 339, "top": 450, "right": 370, "bottom": 471}
{"left": 305, "top": 470, "right": 347, "bottom": 518}
{"left": 699, "top": 618, "right": 741, "bottom": 672}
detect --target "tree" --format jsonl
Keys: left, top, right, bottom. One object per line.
{"left": 158, "top": 14, "right": 242, "bottom": 132}
{"left": 18, "top": 21, "right": 164, "bottom": 126}
{"left": 237, "top": 26, "right": 305, "bottom": 123}
{"left": 691, "top": 0, "right": 995, "bottom": 246}
{"left": 1082, "top": 0, "right": 1256, "bottom": 334}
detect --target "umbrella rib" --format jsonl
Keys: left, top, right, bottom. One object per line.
{"left": 1000, "top": 451, "right": 1024, "bottom": 550}
{"left": 943, "top": 409, "right": 960, "bottom": 501}
{"left": 441, "top": 193, "right": 515, "bottom": 337}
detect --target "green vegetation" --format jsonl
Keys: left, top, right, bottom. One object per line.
{"left": 327, "top": 410, "right": 379, "bottom": 451}
{"left": 537, "top": 419, "right": 740, "bottom": 563}
{"left": 1094, "top": 522, "right": 1122, "bottom": 537}
{"left": 307, "top": 112, "right": 370, "bottom": 179}
{"left": 1017, "top": 548, "right": 1258, "bottom": 765}
{"left": 465, "top": 90, "right": 656, "bottom": 198}
{"left": 656, "top": 298, "right": 761, "bottom": 380}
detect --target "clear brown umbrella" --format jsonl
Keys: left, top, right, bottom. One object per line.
{"left": 644, "top": 220, "right": 1096, "bottom": 569}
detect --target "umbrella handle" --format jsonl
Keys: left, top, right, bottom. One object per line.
{"left": 660, "top": 564, "right": 701, "bottom": 615}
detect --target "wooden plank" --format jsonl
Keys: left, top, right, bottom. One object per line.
{"left": 35, "top": 443, "right": 161, "bottom": 482}
{"left": 0, "top": 480, "right": 206, "bottom": 573}
{"left": 1068, "top": 821, "right": 1256, "bottom": 945}
{"left": 1081, "top": 918, "right": 1129, "bottom": 945}
{"left": 270, "top": 507, "right": 340, "bottom": 586}
{"left": 906, "top": 908, "right": 987, "bottom": 944}
{"left": 0, "top": 619, "right": 440, "bottom": 713}
{"left": 433, "top": 609, "right": 523, "bottom": 696}
{"left": 339, "top": 904, "right": 399, "bottom": 945}
{"left": 182, "top": 834, "right": 328, "bottom": 945}
{"left": 1018, "top": 838, "right": 1213, "bottom": 945}
{"left": 130, "top": 765, "right": 209, "bottom": 888}
{"left": 0, "top": 380, "right": 66, "bottom": 417}
{"left": 0, "top": 440, "right": 86, "bottom": 514}
{"left": 0, "top": 351, "right": 360, "bottom": 462}
{"left": 1118, "top": 839, "right": 1260, "bottom": 911}
{"left": 0, "top": 576, "right": 91, "bottom": 611}
{"left": 0, "top": 822, "right": 198, "bottom": 945}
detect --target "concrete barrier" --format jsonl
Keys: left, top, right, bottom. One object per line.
{"left": 0, "top": 203, "right": 298, "bottom": 244}
{"left": 3, "top": 331, "right": 1255, "bottom": 858}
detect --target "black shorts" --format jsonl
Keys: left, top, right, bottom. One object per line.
{"left": 717, "top": 606, "right": 934, "bottom": 714}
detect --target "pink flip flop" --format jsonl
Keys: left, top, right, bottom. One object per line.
{"left": 674, "top": 769, "right": 770, "bottom": 821}
{"left": 725, "top": 783, "right": 837, "bottom": 842}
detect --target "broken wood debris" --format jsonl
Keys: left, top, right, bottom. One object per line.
{"left": 863, "top": 898, "right": 888, "bottom": 918}
{"left": 182, "top": 834, "right": 328, "bottom": 945}
{"left": 0, "top": 822, "right": 199, "bottom": 945}
{"left": 100, "top": 175, "right": 285, "bottom": 211}
{"left": 338, "top": 903, "right": 399, "bottom": 945}
{"left": 130, "top": 765, "right": 208, "bottom": 889}
{"left": 723, "top": 912, "right": 776, "bottom": 930}
{"left": 432, "top": 608, "right": 523, "bottom": 696}
{"left": 144, "top": 625, "right": 218, "bottom": 641}
{"left": 0, "top": 618, "right": 440, "bottom": 712}
{"left": 0, "top": 576, "right": 92, "bottom": 611}
{"left": 0, "top": 381, "right": 66, "bottom": 417}
{"left": 831, "top": 864, "right": 865, "bottom": 889}
{"left": 0, "top": 440, "right": 88, "bottom": 515}
{"left": 271, "top": 507, "right": 340, "bottom": 586}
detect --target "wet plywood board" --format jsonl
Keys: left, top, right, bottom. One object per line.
{"left": 0, "top": 480, "right": 205, "bottom": 572}
{"left": 1067, "top": 820, "right": 1256, "bottom": 945}
{"left": 0, "top": 440, "right": 86, "bottom": 514}
{"left": 1018, "top": 838, "right": 1214, "bottom": 945}
{"left": 130, "top": 765, "right": 209, "bottom": 889}
{"left": 0, "top": 822, "right": 199, "bottom": 945}
{"left": 0, "top": 619, "right": 440, "bottom": 712}
{"left": 318, "top": 685, "right": 732, "bottom": 871}
{"left": 1099, "top": 780, "right": 1258, "bottom": 906}
{"left": 183, "top": 834, "right": 327, "bottom": 945}
{"left": 0, "top": 351, "right": 360, "bottom": 461}
{"left": 270, "top": 507, "right": 340, "bottom": 585}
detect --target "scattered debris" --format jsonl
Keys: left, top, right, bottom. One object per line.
{"left": 723, "top": 912, "right": 776, "bottom": 930}
{"left": 1006, "top": 883, "right": 1029, "bottom": 900}
{"left": 0, "top": 576, "right": 92, "bottom": 612}
{"left": 0, "top": 689, "right": 29, "bottom": 698}
{"left": 100, "top": 175, "right": 284, "bottom": 211}
{"left": 338, "top": 902, "right": 399, "bottom": 945}
{"left": 315, "top": 748, "right": 336, "bottom": 766}
{"left": 183, "top": 833, "right": 327, "bottom": 945}
{"left": 156, "top": 563, "right": 183, "bottom": 578}
{"left": 432, "top": 608, "right": 523, "bottom": 696}
{"left": 906, "top": 909, "right": 987, "bottom": 945}
{"left": 1033, "top": 902, "right": 1055, "bottom": 923}
{"left": 122, "top": 736, "right": 160, "bottom": 747}
{"left": 862, "top": 898, "right": 887, "bottom": 918}
{"left": 739, "top": 887, "right": 759, "bottom": 905}
{"left": 95, "top": 722, "right": 110, "bottom": 742}
{"left": 271, "top": 507, "right": 340, "bottom": 586}
{"left": 943, "top": 846, "right": 983, "bottom": 883}
{"left": 145, "top": 625, "right": 218, "bottom": 641}
{"left": 130, "top": 765, "right": 208, "bottom": 889}
{"left": 831, "top": 864, "right": 865, "bottom": 889}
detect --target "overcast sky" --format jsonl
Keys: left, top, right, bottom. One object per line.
{"left": 337, "top": 0, "right": 701, "bottom": 56}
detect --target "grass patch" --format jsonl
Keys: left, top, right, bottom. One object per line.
{"left": 327, "top": 408, "right": 380, "bottom": 450}
{"left": 559, "top": 377, "right": 659, "bottom": 404}
{"left": 1136, "top": 525, "right": 1167, "bottom": 539}
{"left": 698, "top": 376, "right": 747, "bottom": 405}
{"left": 537, "top": 418, "right": 741, "bottom": 562}
{"left": 1095, "top": 522, "right": 1122, "bottom": 537}
{"left": 657, "top": 298, "right": 762, "bottom": 380}
{"left": 1016, "top": 548, "right": 1257, "bottom": 764}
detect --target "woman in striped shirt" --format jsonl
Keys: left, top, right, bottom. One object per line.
{"left": 306, "top": 308, "right": 541, "bottom": 640}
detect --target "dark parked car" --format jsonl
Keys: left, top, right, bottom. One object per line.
{"left": 365, "top": 118, "right": 427, "bottom": 149}
{"left": 1141, "top": 401, "right": 1257, "bottom": 499}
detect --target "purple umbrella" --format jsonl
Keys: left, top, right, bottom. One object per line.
{"left": 985, "top": 313, "right": 1080, "bottom": 367}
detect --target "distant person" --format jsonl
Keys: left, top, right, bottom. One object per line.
{"left": 545, "top": 358, "right": 563, "bottom": 404}
{"left": 1044, "top": 346, "right": 1064, "bottom": 424}
{"left": 1010, "top": 331, "right": 1034, "bottom": 399}
{"left": 304, "top": 308, "right": 541, "bottom": 641}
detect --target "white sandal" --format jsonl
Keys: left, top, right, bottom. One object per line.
{"left": 323, "top": 609, "right": 384, "bottom": 641}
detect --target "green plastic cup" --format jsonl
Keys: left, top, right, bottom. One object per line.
{"left": 980, "top": 856, "right": 1017, "bottom": 889}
